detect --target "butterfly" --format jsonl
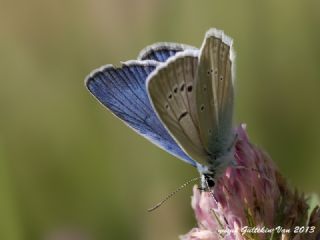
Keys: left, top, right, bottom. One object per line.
{"left": 85, "top": 28, "right": 236, "bottom": 189}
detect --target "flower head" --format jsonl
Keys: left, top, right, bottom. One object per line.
{"left": 181, "top": 124, "right": 319, "bottom": 240}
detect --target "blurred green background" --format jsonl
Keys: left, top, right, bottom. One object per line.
{"left": 1, "top": 0, "right": 320, "bottom": 239}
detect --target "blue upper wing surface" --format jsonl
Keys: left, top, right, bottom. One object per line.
{"left": 85, "top": 60, "right": 196, "bottom": 166}
{"left": 138, "top": 43, "right": 198, "bottom": 62}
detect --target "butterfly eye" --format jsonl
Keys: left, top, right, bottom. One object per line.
{"left": 204, "top": 174, "right": 215, "bottom": 188}
{"left": 206, "top": 177, "right": 215, "bottom": 188}
{"left": 168, "top": 93, "right": 173, "bottom": 100}
{"left": 220, "top": 76, "right": 224, "bottom": 81}
{"left": 187, "top": 85, "right": 193, "bottom": 92}
{"left": 180, "top": 83, "right": 185, "bottom": 92}
{"left": 200, "top": 104, "right": 205, "bottom": 111}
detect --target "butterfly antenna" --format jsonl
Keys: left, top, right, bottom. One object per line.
{"left": 147, "top": 177, "right": 200, "bottom": 212}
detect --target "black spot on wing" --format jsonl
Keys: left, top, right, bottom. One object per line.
{"left": 178, "top": 111, "right": 188, "bottom": 122}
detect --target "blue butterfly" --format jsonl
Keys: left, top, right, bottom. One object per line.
{"left": 85, "top": 29, "right": 236, "bottom": 189}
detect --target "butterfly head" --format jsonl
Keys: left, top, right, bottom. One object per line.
{"left": 198, "top": 148, "right": 236, "bottom": 190}
{"left": 201, "top": 173, "right": 216, "bottom": 188}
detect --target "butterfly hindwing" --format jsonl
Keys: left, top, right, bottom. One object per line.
{"left": 85, "top": 60, "right": 196, "bottom": 166}
{"left": 138, "top": 42, "right": 197, "bottom": 62}
{"left": 147, "top": 51, "right": 208, "bottom": 166}
{"left": 196, "top": 29, "right": 235, "bottom": 160}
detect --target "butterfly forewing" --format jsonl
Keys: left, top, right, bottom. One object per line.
{"left": 147, "top": 52, "right": 208, "bottom": 166}
{"left": 85, "top": 61, "right": 196, "bottom": 166}
{"left": 196, "top": 29, "right": 234, "bottom": 159}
